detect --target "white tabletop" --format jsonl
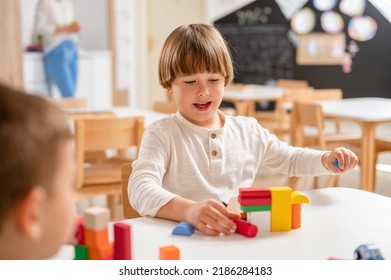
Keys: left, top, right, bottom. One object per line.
{"left": 320, "top": 97, "right": 391, "bottom": 122}
{"left": 224, "top": 85, "right": 283, "bottom": 101}
{"left": 52, "top": 187, "right": 391, "bottom": 260}
{"left": 116, "top": 188, "right": 391, "bottom": 260}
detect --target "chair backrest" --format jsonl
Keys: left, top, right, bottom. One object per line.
{"left": 277, "top": 79, "right": 309, "bottom": 89}
{"left": 291, "top": 101, "right": 326, "bottom": 149}
{"left": 154, "top": 101, "right": 177, "bottom": 114}
{"left": 310, "top": 88, "right": 343, "bottom": 101}
{"left": 49, "top": 97, "right": 87, "bottom": 109}
{"left": 74, "top": 116, "right": 144, "bottom": 189}
{"left": 121, "top": 162, "right": 141, "bottom": 219}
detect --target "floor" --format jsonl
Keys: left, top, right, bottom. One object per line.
{"left": 77, "top": 121, "right": 391, "bottom": 220}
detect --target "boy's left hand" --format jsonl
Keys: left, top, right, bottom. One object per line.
{"left": 322, "top": 147, "right": 359, "bottom": 173}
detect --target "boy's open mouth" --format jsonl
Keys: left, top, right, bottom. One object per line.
{"left": 193, "top": 101, "right": 212, "bottom": 110}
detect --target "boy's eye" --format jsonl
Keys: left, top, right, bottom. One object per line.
{"left": 209, "top": 78, "right": 220, "bottom": 82}
{"left": 184, "top": 80, "right": 196, "bottom": 84}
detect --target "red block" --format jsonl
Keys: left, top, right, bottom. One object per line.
{"left": 233, "top": 218, "right": 258, "bottom": 238}
{"left": 239, "top": 187, "right": 270, "bottom": 197}
{"left": 74, "top": 217, "right": 85, "bottom": 245}
{"left": 238, "top": 196, "right": 271, "bottom": 206}
{"left": 114, "top": 222, "right": 132, "bottom": 260}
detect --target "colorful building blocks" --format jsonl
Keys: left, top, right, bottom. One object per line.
{"left": 233, "top": 218, "right": 258, "bottom": 238}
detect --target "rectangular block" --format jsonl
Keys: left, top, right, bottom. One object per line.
{"left": 238, "top": 196, "right": 271, "bottom": 206}
{"left": 89, "top": 242, "right": 114, "bottom": 260}
{"left": 84, "top": 206, "right": 110, "bottom": 231}
{"left": 74, "top": 245, "right": 88, "bottom": 260}
{"left": 270, "top": 186, "right": 292, "bottom": 232}
{"left": 247, "top": 211, "right": 271, "bottom": 232}
{"left": 159, "top": 245, "right": 180, "bottom": 260}
{"left": 241, "top": 205, "right": 271, "bottom": 212}
{"left": 114, "top": 222, "right": 132, "bottom": 260}
{"left": 239, "top": 187, "right": 270, "bottom": 197}
{"left": 84, "top": 227, "right": 109, "bottom": 248}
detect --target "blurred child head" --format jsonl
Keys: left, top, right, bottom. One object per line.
{"left": 158, "top": 23, "right": 234, "bottom": 89}
{"left": 0, "top": 83, "right": 76, "bottom": 259}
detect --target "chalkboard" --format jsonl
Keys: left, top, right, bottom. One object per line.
{"left": 216, "top": 24, "right": 294, "bottom": 84}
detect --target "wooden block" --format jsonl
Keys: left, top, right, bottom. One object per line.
{"left": 172, "top": 222, "right": 195, "bottom": 236}
{"left": 74, "top": 217, "right": 85, "bottom": 245}
{"left": 84, "top": 206, "right": 110, "bottom": 231}
{"left": 238, "top": 196, "right": 271, "bottom": 206}
{"left": 84, "top": 227, "right": 109, "bottom": 248}
{"left": 291, "top": 204, "right": 302, "bottom": 229}
{"left": 247, "top": 211, "right": 271, "bottom": 232}
{"left": 233, "top": 218, "right": 258, "bottom": 238}
{"left": 159, "top": 245, "right": 180, "bottom": 260}
{"left": 291, "top": 191, "right": 310, "bottom": 204}
{"left": 114, "top": 222, "right": 132, "bottom": 260}
{"left": 270, "top": 186, "right": 292, "bottom": 232}
{"left": 241, "top": 205, "right": 271, "bottom": 212}
{"left": 240, "top": 212, "right": 247, "bottom": 220}
{"left": 89, "top": 242, "right": 114, "bottom": 260}
{"left": 74, "top": 245, "right": 88, "bottom": 260}
{"left": 239, "top": 187, "right": 270, "bottom": 197}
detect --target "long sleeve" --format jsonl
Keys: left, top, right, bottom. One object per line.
{"left": 128, "top": 112, "right": 330, "bottom": 217}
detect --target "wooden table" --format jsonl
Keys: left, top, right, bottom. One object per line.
{"left": 223, "top": 85, "right": 283, "bottom": 116}
{"left": 319, "top": 98, "right": 391, "bottom": 192}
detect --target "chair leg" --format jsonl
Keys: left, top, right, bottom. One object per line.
{"left": 107, "top": 194, "right": 117, "bottom": 219}
{"left": 325, "top": 175, "right": 338, "bottom": 187}
{"left": 313, "top": 177, "right": 319, "bottom": 189}
{"left": 288, "top": 176, "right": 300, "bottom": 190}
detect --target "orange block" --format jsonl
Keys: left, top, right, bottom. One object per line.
{"left": 84, "top": 228, "right": 109, "bottom": 248}
{"left": 291, "top": 204, "right": 302, "bottom": 229}
{"left": 159, "top": 245, "right": 180, "bottom": 260}
{"left": 89, "top": 242, "right": 114, "bottom": 260}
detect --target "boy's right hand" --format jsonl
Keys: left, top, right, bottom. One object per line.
{"left": 185, "top": 199, "right": 240, "bottom": 236}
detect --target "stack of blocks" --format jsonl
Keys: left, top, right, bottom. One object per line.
{"left": 236, "top": 186, "right": 309, "bottom": 237}
{"left": 74, "top": 206, "right": 132, "bottom": 260}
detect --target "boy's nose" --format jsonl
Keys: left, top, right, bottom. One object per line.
{"left": 197, "top": 84, "right": 210, "bottom": 96}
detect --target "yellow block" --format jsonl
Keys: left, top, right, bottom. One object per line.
{"left": 291, "top": 191, "right": 310, "bottom": 204}
{"left": 270, "top": 186, "right": 292, "bottom": 231}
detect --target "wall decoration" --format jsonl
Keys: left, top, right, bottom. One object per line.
{"left": 320, "top": 11, "right": 344, "bottom": 34}
{"left": 291, "top": 7, "right": 316, "bottom": 34}
{"left": 313, "top": 0, "right": 337, "bottom": 11}
{"left": 296, "top": 33, "right": 346, "bottom": 65}
{"left": 348, "top": 15, "right": 378, "bottom": 41}
{"left": 340, "top": 0, "right": 366, "bottom": 17}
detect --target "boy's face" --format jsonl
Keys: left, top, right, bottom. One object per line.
{"left": 40, "top": 140, "right": 76, "bottom": 258}
{"left": 168, "top": 72, "right": 225, "bottom": 128}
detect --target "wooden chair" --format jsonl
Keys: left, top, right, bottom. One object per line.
{"left": 254, "top": 87, "right": 314, "bottom": 141}
{"left": 276, "top": 79, "right": 309, "bottom": 89}
{"left": 49, "top": 97, "right": 87, "bottom": 109}
{"left": 153, "top": 100, "right": 177, "bottom": 114}
{"left": 290, "top": 101, "right": 361, "bottom": 189}
{"left": 74, "top": 116, "right": 144, "bottom": 219}
{"left": 121, "top": 162, "right": 141, "bottom": 219}
{"left": 373, "top": 136, "right": 391, "bottom": 187}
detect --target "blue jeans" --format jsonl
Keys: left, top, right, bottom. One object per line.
{"left": 44, "top": 40, "right": 78, "bottom": 98}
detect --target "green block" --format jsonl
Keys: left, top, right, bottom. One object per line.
{"left": 74, "top": 245, "right": 89, "bottom": 260}
{"left": 241, "top": 205, "right": 271, "bottom": 212}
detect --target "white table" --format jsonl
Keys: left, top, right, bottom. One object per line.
{"left": 223, "top": 85, "right": 283, "bottom": 116}
{"left": 319, "top": 98, "right": 391, "bottom": 192}
{"left": 54, "top": 187, "right": 391, "bottom": 260}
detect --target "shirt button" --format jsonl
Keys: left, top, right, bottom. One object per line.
{"left": 211, "top": 133, "right": 216, "bottom": 139}
{"left": 211, "top": 150, "right": 217, "bottom": 157}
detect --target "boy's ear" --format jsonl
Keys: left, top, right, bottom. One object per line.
{"left": 14, "top": 187, "right": 47, "bottom": 241}
{"left": 166, "top": 87, "right": 173, "bottom": 95}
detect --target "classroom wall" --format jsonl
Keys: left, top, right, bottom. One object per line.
{"left": 214, "top": 0, "right": 391, "bottom": 99}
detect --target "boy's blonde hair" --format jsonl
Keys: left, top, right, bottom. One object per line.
{"left": 0, "top": 84, "right": 72, "bottom": 229}
{"left": 158, "top": 24, "right": 234, "bottom": 88}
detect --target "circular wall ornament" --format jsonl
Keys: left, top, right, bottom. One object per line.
{"left": 291, "top": 7, "right": 316, "bottom": 35}
{"left": 321, "top": 11, "right": 344, "bottom": 34}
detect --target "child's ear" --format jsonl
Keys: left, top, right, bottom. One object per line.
{"left": 14, "top": 187, "right": 47, "bottom": 241}
{"left": 166, "top": 87, "right": 173, "bottom": 96}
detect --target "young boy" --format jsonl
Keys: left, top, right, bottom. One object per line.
{"left": 0, "top": 83, "right": 76, "bottom": 259}
{"left": 128, "top": 24, "right": 358, "bottom": 236}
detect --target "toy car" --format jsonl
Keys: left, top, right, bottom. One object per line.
{"left": 354, "top": 243, "right": 384, "bottom": 260}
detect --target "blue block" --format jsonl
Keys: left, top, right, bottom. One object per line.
{"left": 172, "top": 222, "right": 195, "bottom": 236}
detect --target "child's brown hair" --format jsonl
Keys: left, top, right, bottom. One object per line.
{"left": 0, "top": 83, "right": 72, "bottom": 229}
{"left": 158, "top": 24, "right": 234, "bottom": 88}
